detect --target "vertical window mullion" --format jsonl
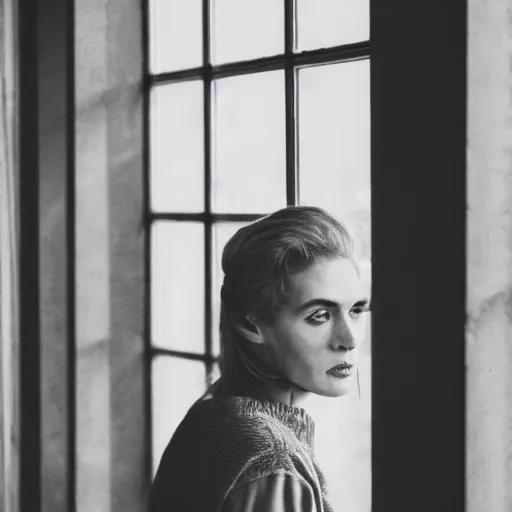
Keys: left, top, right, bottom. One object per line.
{"left": 285, "top": 0, "right": 298, "bottom": 206}
{"left": 203, "top": 0, "right": 214, "bottom": 383}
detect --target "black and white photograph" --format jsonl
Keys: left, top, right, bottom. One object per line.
{"left": 0, "top": 0, "right": 510, "bottom": 511}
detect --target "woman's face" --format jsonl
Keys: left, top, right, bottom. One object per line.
{"left": 257, "top": 257, "right": 370, "bottom": 397}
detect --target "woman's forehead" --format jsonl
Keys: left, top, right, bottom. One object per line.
{"left": 286, "top": 257, "right": 363, "bottom": 305}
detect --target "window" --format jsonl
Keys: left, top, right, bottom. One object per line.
{"left": 13, "top": 0, "right": 468, "bottom": 510}
{"left": 147, "top": 1, "right": 370, "bottom": 509}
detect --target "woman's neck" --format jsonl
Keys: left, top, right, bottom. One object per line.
{"left": 251, "top": 379, "right": 314, "bottom": 411}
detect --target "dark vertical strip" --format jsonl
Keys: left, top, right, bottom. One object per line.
{"left": 284, "top": 0, "right": 298, "bottom": 205}
{"left": 18, "top": 0, "right": 41, "bottom": 511}
{"left": 203, "top": 0, "right": 214, "bottom": 383}
{"left": 142, "top": 0, "right": 154, "bottom": 483}
{"left": 370, "top": 0, "right": 466, "bottom": 510}
{"left": 66, "top": 1, "right": 76, "bottom": 511}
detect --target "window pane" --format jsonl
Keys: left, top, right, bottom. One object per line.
{"left": 212, "top": 71, "right": 286, "bottom": 213}
{"left": 298, "top": 60, "right": 371, "bottom": 262}
{"left": 211, "top": 0, "right": 284, "bottom": 64}
{"left": 306, "top": 357, "right": 372, "bottom": 512}
{"left": 152, "top": 357, "right": 206, "bottom": 475}
{"left": 151, "top": 222, "right": 205, "bottom": 353}
{"left": 298, "top": 60, "right": 372, "bottom": 512}
{"left": 149, "top": 0, "right": 202, "bottom": 73}
{"left": 150, "top": 82, "right": 204, "bottom": 213}
{"left": 211, "top": 222, "right": 251, "bottom": 356}
{"left": 296, "top": 0, "right": 370, "bottom": 51}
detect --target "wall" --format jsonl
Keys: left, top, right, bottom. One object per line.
{"left": 467, "top": 0, "right": 512, "bottom": 510}
{"left": 74, "top": 1, "right": 147, "bottom": 511}
{"left": 20, "top": 1, "right": 148, "bottom": 510}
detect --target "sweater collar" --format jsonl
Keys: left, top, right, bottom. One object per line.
{"left": 224, "top": 396, "right": 316, "bottom": 449}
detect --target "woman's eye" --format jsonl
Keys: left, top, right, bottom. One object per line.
{"left": 306, "top": 310, "right": 331, "bottom": 324}
{"left": 349, "top": 305, "right": 371, "bottom": 319}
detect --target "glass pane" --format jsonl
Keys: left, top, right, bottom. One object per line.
{"left": 149, "top": 0, "right": 202, "bottom": 73}
{"left": 212, "top": 71, "right": 286, "bottom": 213}
{"left": 306, "top": 362, "right": 372, "bottom": 512}
{"left": 298, "top": 60, "right": 371, "bottom": 262}
{"left": 211, "top": 222, "right": 251, "bottom": 356}
{"left": 150, "top": 82, "right": 204, "bottom": 213}
{"left": 298, "top": 60, "right": 372, "bottom": 512}
{"left": 211, "top": 0, "right": 284, "bottom": 64}
{"left": 151, "top": 222, "right": 205, "bottom": 353}
{"left": 152, "top": 357, "right": 206, "bottom": 475}
{"left": 296, "top": 0, "right": 370, "bottom": 51}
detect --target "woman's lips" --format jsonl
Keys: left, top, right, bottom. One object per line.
{"left": 327, "top": 362, "right": 354, "bottom": 378}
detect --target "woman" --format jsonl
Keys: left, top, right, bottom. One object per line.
{"left": 149, "top": 206, "right": 370, "bottom": 512}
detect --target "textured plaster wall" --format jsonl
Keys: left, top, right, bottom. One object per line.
{"left": 467, "top": 0, "right": 512, "bottom": 510}
{"left": 37, "top": 1, "right": 146, "bottom": 510}
{"left": 74, "top": 2, "right": 146, "bottom": 512}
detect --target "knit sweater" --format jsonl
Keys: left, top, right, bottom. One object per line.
{"left": 149, "top": 395, "right": 333, "bottom": 512}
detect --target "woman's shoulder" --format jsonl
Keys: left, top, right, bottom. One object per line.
{"left": 150, "top": 395, "right": 319, "bottom": 512}
{"left": 175, "top": 395, "right": 300, "bottom": 452}
{"left": 160, "top": 394, "right": 312, "bottom": 471}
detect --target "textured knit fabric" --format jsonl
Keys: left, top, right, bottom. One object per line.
{"left": 149, "top": 396, "right": 333, "bottom": 512}
{"left": 220, "top": 472, "right": 319, "bottom": 511}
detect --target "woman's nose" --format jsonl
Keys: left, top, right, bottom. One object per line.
{"left": 331, "top": 317, "right": 357, "bottom": 351}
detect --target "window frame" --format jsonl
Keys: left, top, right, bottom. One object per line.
{"left": 370, "top": 0, "right": 466, "bottom": 510}
{"left": 144, "top": 0, "right": 371, "bottom": 475}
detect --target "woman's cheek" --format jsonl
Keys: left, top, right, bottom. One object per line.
{"left": 294, "top": 328, "right": 325, "bottom": 360}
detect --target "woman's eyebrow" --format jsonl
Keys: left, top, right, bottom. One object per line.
{"left": 353, "top": 298, "right": 371, "bottom": 309}
{"left": 297, "top": 297, "right": 371, "bottom": 312}
{"left": 296, "top": 298, "right": 339, "bottom": 312}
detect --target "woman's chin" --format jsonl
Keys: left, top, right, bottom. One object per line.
{"left": 288, "top": 372, "right": 357, "bottom": 399}
{"left": 318, "top": 374, "right": 357, "bottom": 398}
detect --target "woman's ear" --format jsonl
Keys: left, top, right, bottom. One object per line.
{"left": 235, "top": 315, "right": 265, "bottom": 345}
